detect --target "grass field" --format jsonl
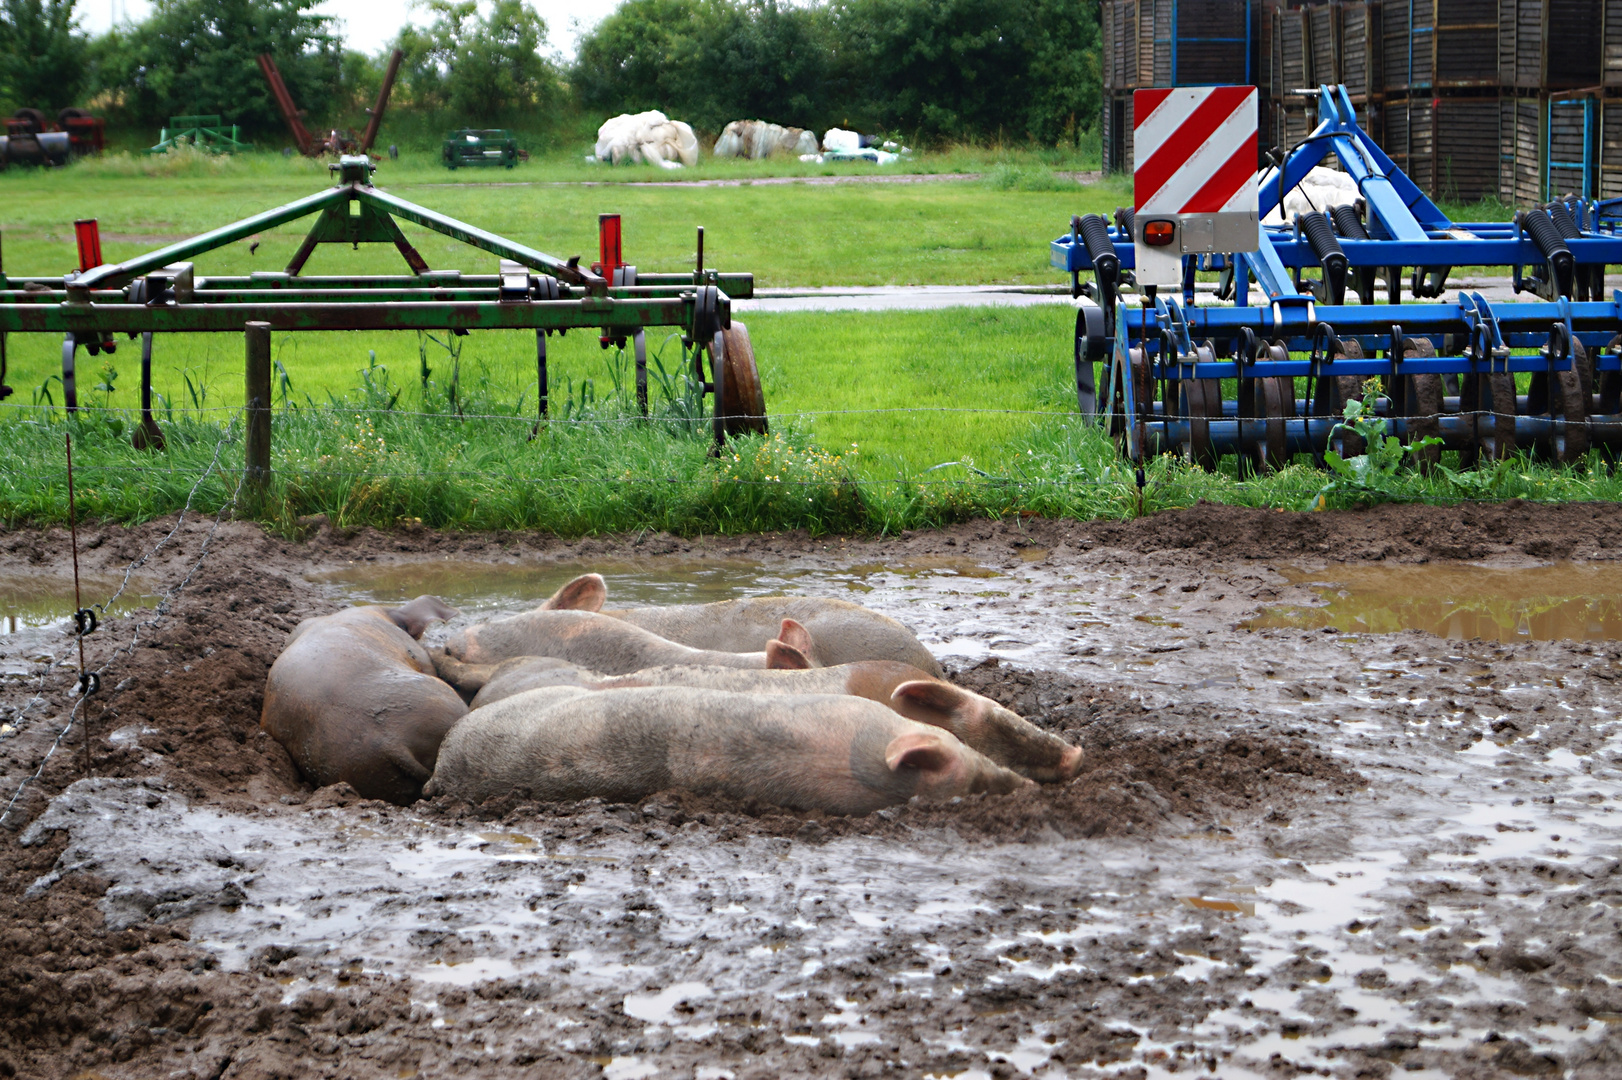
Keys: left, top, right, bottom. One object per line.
{"left": 3, "top": 150, "right": 1617, "bottom": 535}
{"left": 0, "top": 147, "right": 1121, "bottom": 288}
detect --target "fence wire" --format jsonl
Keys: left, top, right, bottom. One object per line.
{"left": 0, "top": 414, "right": 246, "bottom": 826}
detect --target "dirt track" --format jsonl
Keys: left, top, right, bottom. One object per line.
{"left": 2, "top": 503, "right": 1621, "bottom": 1079}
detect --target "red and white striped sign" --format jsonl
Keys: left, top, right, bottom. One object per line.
{"left": 1133, "top": 86, "right": 1258, "bottom": 214}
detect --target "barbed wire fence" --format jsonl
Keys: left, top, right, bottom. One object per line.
{"left": 0, "top": 410, "right": 246, "bottom": 826}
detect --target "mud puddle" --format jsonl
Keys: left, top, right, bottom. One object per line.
{"left": 1245, "top": 560, "right": 1622, "bottom": 642}
{"left": 7, "top": 508, "right": 1622, "bottom": 1078}
{"left": 0, "top": 571, "right": 159, "bottom": 638}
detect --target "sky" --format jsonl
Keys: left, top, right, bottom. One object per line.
{"left": 78, "top": 0, "right": 624, "bottom": 59}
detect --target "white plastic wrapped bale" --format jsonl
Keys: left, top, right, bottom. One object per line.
{"left": 819, "top": 127, "right": 905, "bottom": 164}
{"left": 1261, "top": 166, "right": 1360, "bottom": 225}
{"left": 594, "top": 111, "right": 700, "bottom": 169}
{"left": 713, "top": 120, "right": 818, "bottom": 159}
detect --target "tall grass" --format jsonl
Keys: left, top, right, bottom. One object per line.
{"left": 8, "top": 378, "right": 1622, "bottom": 537}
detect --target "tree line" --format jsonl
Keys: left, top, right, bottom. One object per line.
{"left": 0, "top": 0, "right": 1099, "bottom": 148}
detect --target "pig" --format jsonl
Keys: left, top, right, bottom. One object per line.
{"left": 469, "top": 661, "right": 1081, "bottom": 783}
{"left": 443, "top": 608, "right": 819, "bottom": 675}
{"left": 430, "top": 653, "right": 606, "bottom": 708}
{"left": 261, "top": 595, "right": 465, "bottom": 805}
{"left": 604, "top": 596, "right": 943, "bottom": 676}
{"left": 423, "top": 686, "right": 1032, "bottom": 814}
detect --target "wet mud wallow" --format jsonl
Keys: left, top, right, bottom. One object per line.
{"left": 2, "top": 501, "right": 1622, "bottom": 1078}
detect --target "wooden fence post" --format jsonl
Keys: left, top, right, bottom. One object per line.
{"left": 244, "top": 321, "right": 272, "bottom": 506}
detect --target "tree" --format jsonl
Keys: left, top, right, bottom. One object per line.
{"left": 571, "top": 0, "right": 1097, "bottom": 145}
{"left": 87, "top": 0, "right": 343, "bottom": 137}
{"left": 0, "top": 0, "right": 87, "bottom": 111}
{"left": 395, "top": 0, "right": 561, "bottom": 122}
{"left": 571, "top": 0, "right": 833, "bottom": 134}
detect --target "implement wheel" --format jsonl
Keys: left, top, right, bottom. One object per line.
{"left": 1250, "top": 367, "right": 1295, "bottom": 475}
{"left": 1398, "top": 338, "right": 1441, "bottom": 472}
{"left": 1178, "top": 373, "right": 1222, "bottom": 472}
{"left": 1461, "top": 371, "right": 1517, "bottom": 465}
{"left": 1316, "top": 339, "right": 1366, "bottom": 458}
{"left": 714, "top": 322, "right": 767, "bottom": 440}
{"left": 1552, "top": 339, "right": 1590, "bottom": 465}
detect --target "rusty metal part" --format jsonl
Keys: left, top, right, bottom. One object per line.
{"left": 258, "top": 54, "right": 315, "bottom": 156}
{"left": 360, "top": 50, "right": 404, "bottom": 155}
{"left": 715, "top": 322, "right": 767, "bottom": 439}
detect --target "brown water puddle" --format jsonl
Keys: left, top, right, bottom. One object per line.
{"left": 0, "top": 572, "right": 160, "bottom": 636}
{"left": 1245, "top": 561, "right": 1622, "bottom": 642}
{"left": 309, "top": 556, "right": 1001, "bottom": 613}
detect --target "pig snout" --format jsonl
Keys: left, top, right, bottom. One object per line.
{"left": 889, "top": 679, "right": 1081, "bottom": 784}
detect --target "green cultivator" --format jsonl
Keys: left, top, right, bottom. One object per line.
{"left": 0, "top": 157, "right": 767, "bottom": 443}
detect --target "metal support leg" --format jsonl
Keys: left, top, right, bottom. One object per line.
{"left": 133, "top": 332, "right": 165, "bottom": 450}
{"left": 62, "top": 333, "right": 77, "bottom": 412}
{"left": 244, "top": 322, "right": 272, "bottom": 504}
{"left": 633, "top": 330, "right": 648, "bottom": 416}
{"left": 536, "top": 329, "right": 548, "bottom": 418}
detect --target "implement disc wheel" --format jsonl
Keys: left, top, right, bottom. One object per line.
{"left": 715, "top": 322, "right": 767, "bottom": 440}
{"left": 1178, "top": 373, "right": 1222, "bottom": 472}
{"left": 1463, "top": 371, "right": 1518, "bottom": 464}
{"left": 1109, "top": 348, "right": 1154, "bottom": 460}
{"left": 1400, "top": 338, "right": 1441, "bottom": 472}
{"left": 1553, "top": 340, "right": 1590, "bottom": 465}
{"left": 1323, "top": 339, "right": 1366, "bottom": 458}
{"left": 1250, "top": 369, "right": 1295, "bottom": 475}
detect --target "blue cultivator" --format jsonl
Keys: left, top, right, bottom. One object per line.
{"left": 1052, "top": 85, "right": 1622, "bottom": 471}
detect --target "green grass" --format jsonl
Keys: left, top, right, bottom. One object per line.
{"left": 0, "top": 146, "right": 1120, "bottom": 289}
{"left": 5, "top": 160, "right": 1620, "bottom": 537}
{"left": 1, "top": 307, "right": 1077, "bottom": 476}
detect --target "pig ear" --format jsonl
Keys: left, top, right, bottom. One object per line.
{"left": 775, "top": 619, "right": 819, "bottom": 665}
{"left": 542, "top": 573, "right": 606, "bottom": 612}
{"left": 766, "top": 638, "right": 811, "bottom": 669}
{"left": 885, "top": 730, "right": 955, "bottom": 774}
{"left": 890, "top": 679, "right": 973, "bottom": 719}
{"left": 387, "top": 595, "right": 460, "bottom": 639}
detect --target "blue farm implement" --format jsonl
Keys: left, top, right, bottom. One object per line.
{"left": 1051, "top": 85, "right": 1622, "bottom": 471}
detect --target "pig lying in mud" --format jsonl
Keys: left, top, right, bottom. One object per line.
{"left": 604, "top": 596, "right": 943, "bottom": 676}
{"left": 261, "top": 596, "right": 464, "bottom": 805}
{"left": 453, "top": 659, "right": 1081, "bottom": 783}
{"left": 424, "top": 686, "right": 1033, "bottom": 814}
{"left": 444, "top": 608, "right": 819, "bottom": 674}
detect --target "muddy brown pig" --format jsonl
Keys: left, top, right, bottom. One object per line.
{"left": 605, "top": 596, "right": 943, "bottom": 676}
{"left": 423, "top": 686, "right": 1033, "bottom": 814}
{"left": 262, "top": 595, "right": 464, "bottom": 805}
{"left": 443, "top": 609, "right": 819, "bottom": 674}
{"left": 505, "top": 662, "right": 1079, "bottom": 783}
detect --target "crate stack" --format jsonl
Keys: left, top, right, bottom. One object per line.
{"left": 1100, "top": 1, "right": 1260, "bottom": 173}
{"left": 1268, "top": 3, "right": 1378, "bottom": 167}
{"left": 1104, "top": 0, "right": 1622, "bottom": 208}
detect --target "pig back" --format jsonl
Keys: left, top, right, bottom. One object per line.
{"left": 444, "top": 609, "right": 772, "bottom": 673}
{"left": 426, "top": 687, "right": 1023, "bottom": 814}
{"left": 608, "top": 598, "right": 943, "bottom": 676}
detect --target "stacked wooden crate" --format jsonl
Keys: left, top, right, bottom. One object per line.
{"left": 1100, "top": 0, "right": 1258, "bottom": 173}
{"left": 1101, "top": 1, "right": 1620, "bottom": 207}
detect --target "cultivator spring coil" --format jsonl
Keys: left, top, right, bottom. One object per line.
{"left": 1053, "top": 85, "right": 1622, "bottom": 471}
{"left": 0, "top": 157, "right": 767, "bottom": 445}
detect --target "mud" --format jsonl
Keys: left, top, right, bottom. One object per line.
{"left": 1, "top": 502, "right": 1621, "bottom": 1078}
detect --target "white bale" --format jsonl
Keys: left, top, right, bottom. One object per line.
{"left": 821, "top": 127, "right": 862, "bottom": 153}
{"left": 594, "top": 111, "right": 699, "bottom": 168}
{"left": 713, "top": 120, "right": 819, "bottom": 159}
{"left": 1262, "top": 165, "right": 1361, "bottom": 224}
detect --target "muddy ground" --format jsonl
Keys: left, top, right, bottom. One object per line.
{"left": 1, "top": 502, "right": 1621, "bottom": 1079}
